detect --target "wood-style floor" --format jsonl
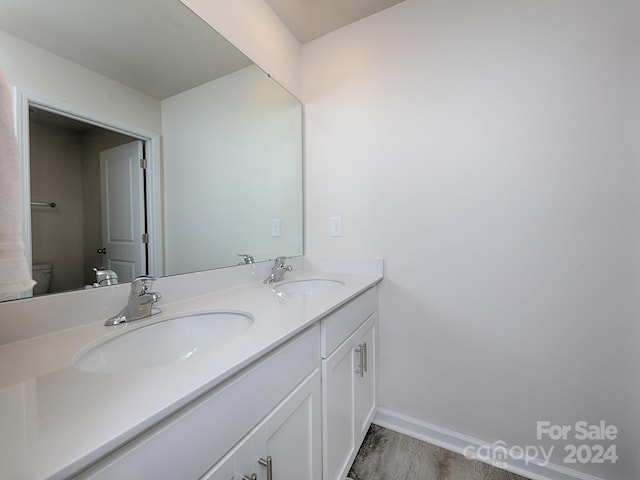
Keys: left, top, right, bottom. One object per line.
{"left": 347, "top": 425, "right": 530, "bottom": 480}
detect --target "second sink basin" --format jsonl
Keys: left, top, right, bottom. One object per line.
{"left": 273, "top": 279, "right": 345, "bottom": 295}
{"left": 74, "top": 311, "right": 253, "bottom": 373}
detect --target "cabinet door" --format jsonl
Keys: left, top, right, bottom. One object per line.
{"left": 253, "top": 370, "right": 322, "bottom": 480}
{"left": 322, "top": 333, "right": 357, "bottom": 480}
{"left": 201, "top": 435, "right": 253, "bottom": 480}
{"left": 354, "top": 313, "right": 377, "bottom": 444}
{"left": 323, "top": 313, "right": 378, "bottom": 480}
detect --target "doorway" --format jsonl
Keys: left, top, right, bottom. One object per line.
{"left": 29, "top": 108, "right": 147, "bottom": 293}
{"left": 14, "top": 87, "right": 164, "bottom": 298}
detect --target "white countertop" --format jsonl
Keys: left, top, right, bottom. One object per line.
{"left": 0, "top": 270, "right": 381, "bottom": 480}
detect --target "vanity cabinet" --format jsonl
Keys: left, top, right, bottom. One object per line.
{"left": 73, "top": 325, "right": 321, "bottom": 480}
{"left": 321, "top": 287, "right": 378, "bottom": 480}
{"left": 70, "top": 284, "right": 380, "bottom": 480}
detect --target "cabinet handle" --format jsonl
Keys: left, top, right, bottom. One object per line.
{"left": 362, "top": 342, "right": 368, "bottom": 373}
{"left": 259, "top": 456, "right": 273, "bottom": 480}
{"left": 355, "top": 345, "right": 364, "bottom": 378}
{"left": 242, "top": 475, "right": 257, "bottom": 480}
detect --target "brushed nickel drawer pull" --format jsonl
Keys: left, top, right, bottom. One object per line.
{"left": 259, "top": 456, "right": 273, "bottom": 480}
{"left": 355, "top": 345, "right": 365, "bottom": 378}
{"left": 362, "top": 342, "right": 368, "bottom": 373}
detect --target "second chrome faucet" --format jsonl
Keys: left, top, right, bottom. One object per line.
{"left": 263, "top": 257, "right": 292, "bottom": 284}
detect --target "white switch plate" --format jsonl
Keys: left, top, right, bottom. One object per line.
{"left": 271, "top": 218, "right": 281, "bottom": 237}
{"left": 330, "top": 216, "right": 343, "bottom": 237}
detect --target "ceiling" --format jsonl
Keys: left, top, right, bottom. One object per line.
{"left": 0, "top": 0, "right": 252, "bottom": 99}
{"left": 0, "top": 0, "right": 406, "bottom": 99}
{"left": 264, "top": 0, "right": 406, "bottom": 43}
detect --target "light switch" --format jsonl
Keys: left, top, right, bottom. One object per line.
{"left": 330, "top": 216, "right": 343, "bottom": 237}
{"left": 271, "top": 218, "right": 281, "bottom": 237}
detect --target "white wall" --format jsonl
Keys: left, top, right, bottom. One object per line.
{"left": 302, "top": 1, "right": 640, "bottom": 479}
{"left": 162, "top": 65, "right": 303, "bottom": 275}
{"left": 181, "top": 0, "right": 301, "bottom": 98}
{"left": 0, "top": 30, "right": 161, "bottom": 134}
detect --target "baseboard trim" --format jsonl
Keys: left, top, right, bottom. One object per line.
{"left": 373, "top": 408, "right": 606, "bottom": 480}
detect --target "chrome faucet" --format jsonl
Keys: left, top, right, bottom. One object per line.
{"left": 93, "top": 267, "right": 118, "bottom": 287}
{"left": 104, "top": 276, "right": 162, "bottom": 326}
{"left": 237, "top": 253, "right": 255, "bottom": 265}
{"left": 263, "top": 256, "right": 292, "bottom": 284}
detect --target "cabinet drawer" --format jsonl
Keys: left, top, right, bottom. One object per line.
{"left": 73, "top": 324, "right": 320, "bottom": 480}
{"left": 321, "top": 287, "right": 377, "bottom": 358}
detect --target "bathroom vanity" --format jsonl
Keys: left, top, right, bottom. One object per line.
{"left": 0, "top": 259, "right": 382, "bottom": 480}
{"left": 75, "top": 323, "right": 322, "bottom": 480}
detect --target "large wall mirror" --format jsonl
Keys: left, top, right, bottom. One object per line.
{"left": 0, "top": 0, "right": 303, "bottom": 301}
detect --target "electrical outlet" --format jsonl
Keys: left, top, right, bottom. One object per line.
{"left": 330, "top": 216, "right": 343, "bottom": 237}
{"left": 271, "top": 218, "right": 281, "bottom": 237}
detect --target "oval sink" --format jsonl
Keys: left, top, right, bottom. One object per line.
{"left": 74, "top": 312, "right": 253, "bottom": 373}
{"left": 273, "top": 279, "right": 345, "bottom": 295}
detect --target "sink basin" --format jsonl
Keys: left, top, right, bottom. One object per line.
{"left": 273, "top": 279, "right": 345, "bottom": 295}
{"left": 74, "top": 311, "right": 253, "bottom": 373}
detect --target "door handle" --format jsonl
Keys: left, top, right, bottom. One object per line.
{"left": 97, "top": 248, "right": 107, "bottom": 255}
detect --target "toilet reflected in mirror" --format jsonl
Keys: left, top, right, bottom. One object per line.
{"left": 31, "top": 263, "right": 52, "bottom": 295}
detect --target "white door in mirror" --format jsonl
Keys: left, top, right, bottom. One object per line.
{"left": 100, "top": 140, "right": 147, "bottom": 282}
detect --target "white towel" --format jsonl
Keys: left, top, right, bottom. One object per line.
{"left": 0, "top": 70, "right": 35, "bottom": 297}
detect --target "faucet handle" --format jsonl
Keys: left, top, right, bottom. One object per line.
{"left": 130, "top": 275, "right": 157, "bottom": 296}
{"left": 273, "top": 256, "right": 288, "bottom": 268}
